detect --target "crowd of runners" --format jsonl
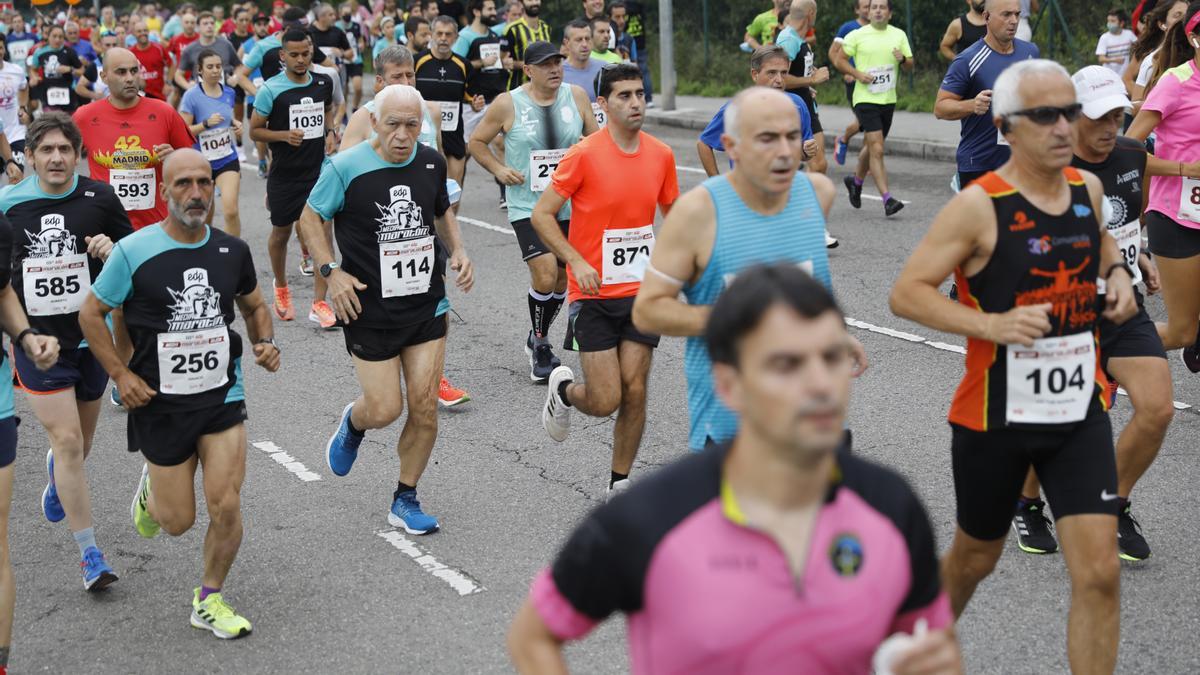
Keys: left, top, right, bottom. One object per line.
{"left": 0, "top": 0, "right": 1192, "bottom": 671}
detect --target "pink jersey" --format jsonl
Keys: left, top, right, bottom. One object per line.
{"left": 529, "top": 445, "right": 952, "bottom": 674}
{"left": 1142, "top": 60, "right": 1200, "bottom": 229}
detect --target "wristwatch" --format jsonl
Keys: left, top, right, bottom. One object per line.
{"left": 15, "top": 327, "right": 40, "bottom": 348}
{"left": 319, "top": 261, "right": 340, "bottom": 278}
{"left": 256, "top": 337, "right": 280, "bottom": 351}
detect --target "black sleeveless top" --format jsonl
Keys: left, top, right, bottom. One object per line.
{"left": 956, "top": 15, "right": 988, "bottom": 54}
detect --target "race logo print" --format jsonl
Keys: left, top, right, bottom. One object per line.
{"left": 25, "top": 214, "right": 76, "bottom": 258}
{"left": 166, "top": 267, "right": 225, "bottom": 331}
{"left": 374, "top": 184, "right": 429, "bottom": 242}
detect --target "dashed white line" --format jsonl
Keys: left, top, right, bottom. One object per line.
{"left": 676, "top": 165, "right": 707, "bottom": 174}
{"left": 376, "top": 530, "right": 486, "bottom": 596}
{"left": 250, "top": 440, "right": 322, "bottom": 482}
{"left": 457, "top": 215, "right": 515, "bottom": 236}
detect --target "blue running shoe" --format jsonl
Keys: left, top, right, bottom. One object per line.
{"left": 326, "top": 403, "right": 364, "bottom": 477}
{"left": 80, "top": 546, "right": 118, "bottom": 591}
{"left": 43, "top": 449, "right": 65, "bottom": 523}
{"left": 388, "top": 490, "right": 439, "bottom": 534}
{"left": 834, "top": 136, "right": 848, "bottom": 166}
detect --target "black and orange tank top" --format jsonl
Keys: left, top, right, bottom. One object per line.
{"left": 949, "top": 168, "right": 1109, "bottom": 432}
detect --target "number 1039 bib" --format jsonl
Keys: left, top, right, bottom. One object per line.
{"left": 601, "top": 225, "right": 655, "bottom": 285}
{"left": 1006, "top": 332, "right": 1095, "bottom": 424}
{"left": 288, "top": 101, "right": 325, "bottom": 140}
{"left": 157, "top": 326, "right": 230, "bottom": 395}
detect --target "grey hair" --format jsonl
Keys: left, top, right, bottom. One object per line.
{"left": 375, "top": 44, "right": 414, "bottom": 70}
{"left": 992, "top": 59, "right": 1072, "bottom": 120}
{"left": 374, "top": 83, "right": 426, "bottom": 116}
{"left": 432, "top": 14, "right": 459, "bottom": 31}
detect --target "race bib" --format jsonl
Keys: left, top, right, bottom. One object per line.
{"left": 46, "top": 87, "right": 70, "bottom": 106}
{"left": 1005, "top": 332, "right": 1095, "bottom": 424}
{"left": 1110, "top": 220, "right": 1143, "bottom": 286}
{"left": 8, "top": 42, "right": 29, "bottom": 63}
{"left": 529, "top": 148, "right": 566, "bottom": 192}
{"left": 320, "top": 45, "right": 340, "bottom": 63}
{"left": 22, "top": 253, "right": 88, "bottom": 316}
{"left": 110, "top": 168, "right": 155, "bottom": 210}
{"left": 438, "top": 101, "right": 459, "bottom": 131}
{"left": 1179, "top": 176, "right": 1200, "bottom": 223}
{"left": 288, "top": 100, "right": 325, "bottom": 139}
{"left": 380, "top": 236, "right": 435, "bottom": 298}
{"left": 591, "top": 101, "right": 607, "bottom": 127}
{"left": 156, "top": 325, "right": 230, "bottom": 395}
{"left": 198, "top": 127, "right": 236, "bottom": 162}
{"left": 601, "top": 225, "right": 655, "bottom": 285}
{"left": 866, "top": 65, "right": 895, "bottom": 94}
{"left": 479, "top": 43, "right": 501, "bottom": 70}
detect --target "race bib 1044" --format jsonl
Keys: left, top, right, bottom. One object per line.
{"left": 198, "top": 127, "right": 236, "bottom": 162}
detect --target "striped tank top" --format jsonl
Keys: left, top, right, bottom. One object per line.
{"left": 683, "top": 173, "right": 832, "bottom": 450}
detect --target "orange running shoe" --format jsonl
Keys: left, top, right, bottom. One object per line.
{"left": 273, "top": 286, "right": 295, "bottom": 321}
{"left": 438, "top": 376, "right": 470, "bottom": 408}
{"left": 309, "top": 300, "right": 336, "bottom": 329}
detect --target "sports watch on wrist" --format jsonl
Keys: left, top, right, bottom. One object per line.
{"left": 319, "top": 261, "right": 340, "bottom": 278}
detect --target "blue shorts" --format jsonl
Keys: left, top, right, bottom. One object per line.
{"left": 13, "top": 346, "right": 109, "bottom": 401}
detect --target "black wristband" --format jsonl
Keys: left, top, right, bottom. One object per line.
{"left": 15, "top": 327, "right": 38, "bottom": 347}
{"left": 1104, "top": 262, "right": 1130, "bottom": 280}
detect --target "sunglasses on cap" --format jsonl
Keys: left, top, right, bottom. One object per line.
{"left": 1003, "top": 103, "right": 1083, "bottom": 126}
{"left": 592, "top": 62, "right": 619, "bottom": 98}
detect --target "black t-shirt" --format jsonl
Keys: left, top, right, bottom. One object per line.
{"left": 257, "top": 71, "right": 335, "bottom": 181}
{"left": 438, "top": 1, "right": 466, "bottom": 22}
{"left": 35, "top": 46, "right": 82, "bottom": 108}
{"left": 466, "top": 33, "right": 507, "bottom": 102}
{"left": 0, "top": 176, "right": 132, "bottom": 349}
{"left": 257, "top": 37, "right": 329, "bottom": 81}
{"left": 786, "top": 40, "right": 816, "bottom": 107}
{"left": 228, "top": 30, "right": 253, "bottom": 52}
{"left": 309, "top": 24, "right": 351, "bottom": 66}
{"left": 307, "top": 142, "right": 451, "bottom": 328}
{"left": 91, "top": 225, "right": 258, "bottom": 414}
{"left": 414, "top": 51, "right": 472, "bottom": 136}
{"left": 1072, "top": 136, "right": 1148, "bottom": 281}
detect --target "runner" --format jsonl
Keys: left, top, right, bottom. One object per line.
{"left": 534, "top": 63, "right": 678, "bottom": 497}
{"left": 249, "top": 29, "right": 337, "bottom": 327}
{"left": 73, "top": 48, "right": 194, "bottom": 232}
{"left": 74, "top": 31, "right": 121, "bottom": 103}
{"left": 30, "top": 25, "right": 83, "bottom": 115}
{"left": 336, "top": 2, "right": 367, "bottom": 112}
{"left": 636, "top": 86, "right": 870, "bottom": 453}
{"left": 935, "top": 0, "right": 1039, "bottom": 189}
{"left": 890, "top": 59, "right": 1136, "bottom": 673}
{"left": 308, "top": 3, "right": 353, "bottom": 99}
{"left": 130, "top": 19, "right": 171, "bottom": 101}
{"left": 79, "top": 148, "right": 280, "bottom": 641}
{"left": 589, "top": 15, "right": 621, "bottom": 64}
{"left": 939, "top": 0, "right": 988, "bottom": 61}
{"left": 0, "top": 169, "right": 60, "bottom": 674}
{"left": 166, "top": 11, "right": 200, "bottom": 105}
{"left": 179, "top": 49, "right": 243, "bottom": 237}
{"left": 308, "top": 84, "right": 474, "bottom": 534}
{"left": 829, "top": 0, "right": 869, "bottom": 166}
{"left": 239, "top": 13, "right": 274, "bottom": 177}
{"left": 561, "top": 19, "right": 603, "bottom": 103}
{"left": 235, "top": 8, "right": 333, "bottom": 86}
{"left": 832, "top": 0, "right": 913, "bottom": 217}
{"left": 0, "top": 39, "right": 28, "bottom": 181}
{"left": 510, "top": 264, "right": 960, "bottom": 674}
{"left": 459, "top": 0, "right": 507, "bottom": 142}
{"left": 0, "top": 112, "right": 131, "bottom": 591}
{"left": 776, "top": 0, "right": 829, "bottom": 175}
{"left": 1008, "top": 65, "right": 1189, "bottom": 561}
{"left": 339, "top": 45, "right": 471, "bottom": 409}
{"left": 468, "top": 40, "right": 598, "bottom": 382}
{"left": 175, "top": 12, "right": 242, "bottom": 96}
{"left": 415, "top": 16, "right": 482, "bottom": 196}
{"left": 504, "top": 0, "right": 552, "bottom": 89}
{"left": 1127, "top": 1, "right": 1189, "bottom": 109}
{"left": 1127, "top": 3, "right": 1200, "bottom": 361}
{"left": 5, "top": 13, "right": 38, "bottom": 69}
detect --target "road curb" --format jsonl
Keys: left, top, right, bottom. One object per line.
{"left": 644, "top": 111, "right": 957, "bottom": 163}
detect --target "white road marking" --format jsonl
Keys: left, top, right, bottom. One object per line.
{"left": 376, "top": 530, "right": 486, "bottom": 596}
{"left": 846, "top": 317, "right": 1193, "bottom": 411}
{"left": 240, "top": 162, "right": 258, "bottom": 171}
{"left": 250, "top": 440, "right": 322, "bottom": 482}
{"left": 457, "top": 215, "right": 514, "bottom": 236}
{"left": 676, "top": 165, "right": 707, "bottom": 174}
{"left": 861, "top": 193, "right": 912, "bottom": 205}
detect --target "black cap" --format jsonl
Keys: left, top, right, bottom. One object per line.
{"left": 523, "top": 41, "right": 563, "bottom": 65}
{"left": 252, "top": 12, "right": 270, "bottom": 23}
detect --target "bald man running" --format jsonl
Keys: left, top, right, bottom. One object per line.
{"left": 79, "top": 148, "right": 279, "bottom": 640}
{"left": 634, "top": 86, "right": 866, "bottom": 452}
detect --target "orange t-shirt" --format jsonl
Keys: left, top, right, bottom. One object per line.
{"left": 551, "top": 128, "right": 679, "bottom": 303}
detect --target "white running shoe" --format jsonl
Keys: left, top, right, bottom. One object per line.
{"left": 606, "top": 478, "right": 631, "bottom": 502}
{"left": 825, "top": 230, "right": 839, "bottom": 249}
{"left": 543, "top": 366, "right": 574, "bottom": 442}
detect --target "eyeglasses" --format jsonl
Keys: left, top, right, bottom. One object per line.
{"left": 1004, "top": 103, "right": 1083, "bottom": 126}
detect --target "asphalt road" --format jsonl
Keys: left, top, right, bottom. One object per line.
{"left": 9, "top": 123, "right": 1200, "bottom": 673}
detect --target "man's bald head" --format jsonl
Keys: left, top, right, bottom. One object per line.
{"left": 163, "top": 149, "right": 210, "bottom": 184}
{"left": 104, "top": 48, "right": 138, "bottom": 70}
{"left": 789, "top": 0, "right": 815, "bottom": 21}
{"left": 726, "top": 86, "right": 797, "bottom": 142}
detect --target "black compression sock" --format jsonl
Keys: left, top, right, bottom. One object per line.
{"left": 528, "top": 288, "right": 559, "bottom": 339}
{"left": 394, "top": 482, "right": 417, "bottom": 500}
{"left": 610, "top": 471, "right": 628, "bottom": 488}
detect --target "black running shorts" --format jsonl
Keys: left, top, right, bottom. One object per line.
{"left": 853, "top": 103, "right": 895, "bottom": 138}
{"left": 1146, "top": 210, "right": 1200, "bottom": 259}
{"left": 563, "top": 297, "right": 660, "bottom": 352}
{"left": 342, "top": 314, "right": 448, "bottom": 361}
{"left": 128, "top": 401, "right": 248, "bottom": 467}
{"left": 511, "top": 217, "right": 568, "bottom": 263}
{"left": 267, "top": 175, "right": 318, "bottom": 227}
{"left": 1098, "top": 294, "right": 1166, "bottom": 370}
{"left": 950, "top": 411, "right": 1118, "bottom": 541}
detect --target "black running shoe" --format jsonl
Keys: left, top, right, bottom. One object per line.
{"left": 525, "top": 331, "right": 560, "bottom": 383}
{"left": 1182, "top": 326, "right": 1200, "bottom": 373}
{"left": 1012, "top": 499, "right": 1059, "bottom": 554}
{"left": 843, "top": 175, "right": 862, "bottom": 209}
{"left": 948, "top": 282, "right": 958, "bottom": 301}
{"left": 884, "top": 196, "right": 905, "bottom": 217}
{"left": 1117, "top": 502, "right": 1151, "bottom": 561}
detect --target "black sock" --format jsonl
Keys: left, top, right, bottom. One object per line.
{"left": 528, "top": 289, "right": 562, "bottom": 340}
{"left": 610, "top": 471, "right": 628, "bottom": 488}
{"left": 394, "top": 482, "right": 416, "bottom": 500}
{"left": 548, "top": 291, "right": 566, "bottom": 328}
{"left": 499, "top": 183, "right": 506, "bottom": 199}
{"left": 557, "top": 379, "right": 573, "bottom": 407}
{"left": 347, "top": 408, "right": 364, "bottom": 436}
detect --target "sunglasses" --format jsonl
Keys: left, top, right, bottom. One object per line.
{"left": 593, "top": 61, "right": 619, "bottom": 98}
{"left": 1004, "top": 103, "right": 1083, "bottom": 126}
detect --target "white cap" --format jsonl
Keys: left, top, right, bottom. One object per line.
{"left": 1072, "top": 65, "right": 1131, "bottom": 119}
